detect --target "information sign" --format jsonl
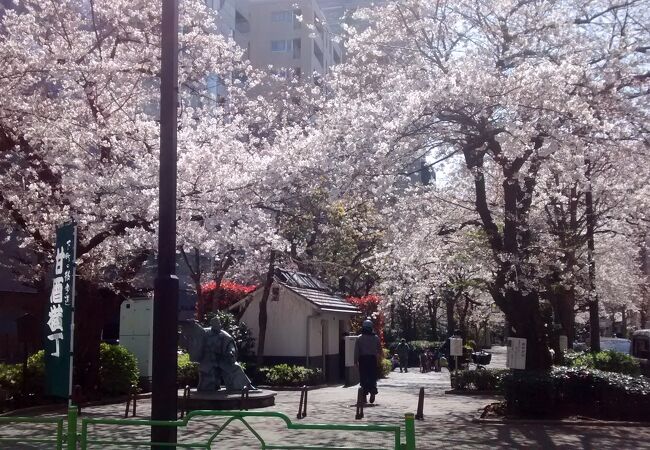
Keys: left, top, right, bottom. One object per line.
{"left": 44, "top": 222, "right": 77, "bottom": 399}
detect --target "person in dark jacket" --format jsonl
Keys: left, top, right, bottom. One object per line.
{"left": 396, "top": 338, "right": 410, "bottom": 373}
{"left": 354, "top": 319, "right": 382, "bottom": 403}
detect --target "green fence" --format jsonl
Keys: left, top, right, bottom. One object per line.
{"left": 0, "top": 407, "right": 416, "bottom": 450}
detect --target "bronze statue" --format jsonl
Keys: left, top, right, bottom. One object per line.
{"left": 180, "top": 316, "right": 254, "bottom": 392}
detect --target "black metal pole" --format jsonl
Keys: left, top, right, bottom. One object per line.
{"left": 151, "top": 0, "right": 179, "bottom": 448}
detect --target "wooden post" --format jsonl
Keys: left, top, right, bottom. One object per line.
{"left": 415, "top": 387, "right": 424, "bottom": 420}
{"left": 297, "top": 385, "right": 308, "bottom": 419}
{"left": 355, "top": 387, "right": 364, "bottom": 420}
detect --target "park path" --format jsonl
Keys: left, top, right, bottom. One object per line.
{"left": 3, "top": 346, "right": 650, "bottom": 449}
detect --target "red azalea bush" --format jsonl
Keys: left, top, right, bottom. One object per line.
{"left": 197, "top": 280, "right": 257, "bottom": 320}
{"left": 346, "top": 294, "right": 386, "bottom": 346}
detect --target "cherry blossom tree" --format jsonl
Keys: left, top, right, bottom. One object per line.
{"left": 0, "top": 0, "right": 271, "bottom": 392}
{"left": 315, "top": 0, "right": 649, "bottom": 368}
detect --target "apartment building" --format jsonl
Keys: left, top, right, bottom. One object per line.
{"left": 316, "top": 0, "right": 380, "bottom": 34}
{"left": 234, "top": 0, "right": 342, "bottom": 80}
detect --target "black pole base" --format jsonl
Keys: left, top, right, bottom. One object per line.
{"left": 151, "top": 274, "right": 179, "bottom": 450}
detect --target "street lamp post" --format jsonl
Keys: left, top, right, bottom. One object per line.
{"left": 151, "top": 0, "right": 179, "bottom": 448}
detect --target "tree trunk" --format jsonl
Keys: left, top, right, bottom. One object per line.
{"left": 458, "top": 294, "right": 471, "bottom": 339}
{"left": 493, "top": 285, "right": 552, "bottom": 370}
{"left": 639, "top": 239, "right": 649, "bottom": 329}
{"left": 585, "top": 161, "right": 600, "bottom": 352}
{"left": 559, "top": 287, "right": 576, "bottom": 347}
{"left": 426, "top": 297, "right": 438, "bottom": 340}
{"left": 445, "top": 295, "right": 456, "bottom": 336}
{"left": 256, "top": 250, "right": 276, "bottom": 365}
{"left": 209, "top": 253, "right": 233, "bottom": 314}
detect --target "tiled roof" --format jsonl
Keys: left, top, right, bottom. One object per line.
{"left": 275, "top": 268, "right": 360, "bottom": 314}
{"left": 283, "top": 284, "right": 360, "bottom": 314}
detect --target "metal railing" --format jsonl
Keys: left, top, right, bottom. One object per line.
{"left": 0, "top": 407, "right": 416, "bottom": 450}
{"left": 0, "top": 414, "right": 67, "bottom": 450}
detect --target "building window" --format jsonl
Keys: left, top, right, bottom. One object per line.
{"left": 313, "top": 42, "right": 324, "bottom": 67}
{"left": 236, "top": 10, "right": 250, "bottom": 33}
{"left": 333, "top": 49, "right": 341, "bottom": 65}
{"left": 271, "top": 40, "right": 292, "bottom": 52}
{"left": 292, "top": 38, "right": 301, "bottom": 59}
{"left": 272, "top": 10, "right": 292, "bottom": 22}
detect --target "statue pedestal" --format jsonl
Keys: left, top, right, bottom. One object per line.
{"left": 180, "top": 388, "right": 277, "bottom": 411}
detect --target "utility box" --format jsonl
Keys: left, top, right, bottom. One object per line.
{"left": 344, "top": 335, "right": 359, "bottom": 386}
{"left": 119, "top": 297, "right": 153, "bottom": 380}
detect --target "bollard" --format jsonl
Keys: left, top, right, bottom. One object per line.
{"left": 297, "top": 385, "right": 308, "bottom": 419}
{"left": 124, "top": 384, "right": 138, "bottom": 418}
{"left": 355, "top": 387, "right": 365, "bottom": 420}
{"left": 72, "top": 385, "right": 83, "bottom": 415}
{"left": 240, "top": 387, "right": 250, "bottom": 411}
{"left": 415, "top": 387, "right": 424, "bottom": 420}
{"left": 132, "top": 384, "right": 137, "bottom": 417}
{"left": 180, "top": 385, "right": 190, "bottom": 419}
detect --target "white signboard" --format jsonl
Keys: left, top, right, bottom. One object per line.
{"left": 344, "top": 336, "right": 358, "bottom": 367}
{"left": 559, "top": 335, "right": 568, "bottom": 352}
{"left": 506, "top": 337, "right": 527, "bottom": 370}
{"left": 449, "top": 337, "right": 463, "bottom": 356}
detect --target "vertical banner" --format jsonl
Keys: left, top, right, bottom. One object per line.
{"left": 506, "top": 337, "right": 527, "bottom": 370}
{"left": 44, "top": 222, "right": 77, "bottom": 398}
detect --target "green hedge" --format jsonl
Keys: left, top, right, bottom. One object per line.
{"left": 503, "top": 366, "right": 650, "bottom": 420}
{"left": 380, "top": 358, "right": 392, "bottom": 378}
{"left": 99, "top": 343, "right": 139, "bottom": 396}
{"left": 177, "top": 351, "right": 199, "bottom": 388}
{"left": 258, "top": 364, "right": 323, "bottom": 387}
{"left": 450, "top": 369, "right": 509, "bottom": 391}
{"left": 0, "top": 350, "right": 46, "bottom": 411}
{"left": 564, "top": 350, "right": 640, "bottom": 376}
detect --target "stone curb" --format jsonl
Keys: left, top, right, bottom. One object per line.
{"left": 256, "top": 384, "right": 335, "bottom": 391}
{"left": 0, "top": 392, "right": 153, "bottom": 417}
{"left": 473, "top": 413, "right": 650, "bottom": 427}
{"left": 444, "top": 389, "right": 502, "bottom": 396}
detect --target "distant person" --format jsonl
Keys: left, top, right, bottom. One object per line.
{"left": 396, "top": 338, "right": 410, "bottom": 373}
{"left": 432, "top": 347, "right": 442, "bottom": 372}
{"left": 354, "top": 319, "right": 382, "bottom": 403}
{"left": 391, "top": 353, "right": 400, "bottom": 371}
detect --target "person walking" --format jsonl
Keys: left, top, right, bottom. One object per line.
{"left": 354, "top": 319, "right": 382, "bottom": 403}
{"left": 396, "top": 338, "right": 410, "bottom": 373}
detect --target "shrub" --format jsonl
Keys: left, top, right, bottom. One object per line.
{"left": 0, "top": 350, "right": 46, "bottom": 409}
{"left": 564, "top": 350, "right": 640, "bottom": 376}
{"left": 450, "top": 369, "right": 509, "bottom": 391}
{"left": 259, "top": 364, "right": 323, "bottom": 387}
{"left": 177, "top": 351, "right": 199, "bottom": 388}
{"left": 502, "top": 370, "right": 558, "bottom": 416}
{"left": 0, "top": 363, "right": 23, "bottom": 399}
{"left": 380, "top": 358, "right": 392, "bottom": 378}
{"left": 503, "top": 366, "right": 650, "bottom": 420}
{"left": 99, "top": 343, "right": 139, "bottom": 397}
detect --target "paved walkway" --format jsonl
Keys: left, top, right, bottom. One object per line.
{"left": 3, "top": 346, "right": 650, "bottom": 449}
